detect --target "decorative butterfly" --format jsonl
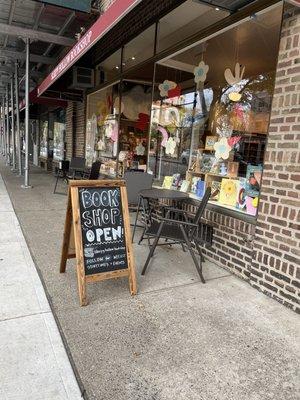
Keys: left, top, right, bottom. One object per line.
{"left": 224, "top": 63, "right": 245, "bottom": 86}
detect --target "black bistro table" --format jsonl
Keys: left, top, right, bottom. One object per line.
{"left": 132, "top": 188, "right": 189, "bottom": 242}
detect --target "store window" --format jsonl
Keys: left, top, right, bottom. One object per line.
{"left": 150, "top": 5, "right": 283, "bottom": 216}
{"left": 86, "top": 82, "right": 120, "bottom": 174}
{"left": 53, "top": 109, "right": 66, "bottom": 161}
{"left": 39, "top": 114, "right": 48, "bottom": 158}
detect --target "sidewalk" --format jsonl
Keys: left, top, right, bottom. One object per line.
{"left": 1, "top": 161, "right": 300, "bottom": 400}
{"left": 0, "top": 174, "right": 83, "bottom": 400}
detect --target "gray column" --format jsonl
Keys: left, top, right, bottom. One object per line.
{"left": 6, "top": 85, "right": 10, "bottom": 165}
{"left": 11, "top": 76, "right": 16, "bottom": 171}
{"left": 1, "top": 98, "right": 5, "bottom": 156}
{"left": 15, "top": 62, "right": 22, "bottom": 176}
{"left": 22, "top": 37, "right": 31, "bottom": 188}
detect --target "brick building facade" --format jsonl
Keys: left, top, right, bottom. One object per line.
{"left": 251, "top": 7, "right": 300, "bottom": 313}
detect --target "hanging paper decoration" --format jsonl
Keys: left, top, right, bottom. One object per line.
{"left": 224, "top": 63, "right": 245, "bottom": 86}
{"left": 135, "top": 143, "right": 145, "bottom": 156}
{"left": 135, "top": 113, "right": 150, "bottom": 131}
{"left": 228, "top": 92, "right": 242, "bottom": 102}
{"left": 96, "top": 100, "right": 109, "bottom": 126}
{"left": 159, "top": 80, "right": 177, "bottom": 97}
{"left": 165, "top": 137, "right": 177, "bottom": 155}
{"left": 163, "top": 106, "right": 180, "bottom": 127}
{"left": 157, "top": 126, "right": 169, "bottom": 147}
{"left": 213, "top": 137, "right": 232, "bottom": 160}
{"left": 194, "top": 61, "right": 209, "bottom": 83}
{"left": 168, "top": 85, "right": 181, "bottom": 98}
{"left": 227, "top": 136, "right": 241, "bottom": 148}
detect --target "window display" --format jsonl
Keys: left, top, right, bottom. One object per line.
{"left": 147, "top": 5, "right": 282, "bottom": 216}
{"left": 39, "top": 118, "right": 48, "bottom": 158}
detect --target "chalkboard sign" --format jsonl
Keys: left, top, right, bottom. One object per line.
{"left": 79, "top": 186, "right": 127, "bottom": 275}
{"left": 60, "top": 180, "right": 137, "bottom": 306}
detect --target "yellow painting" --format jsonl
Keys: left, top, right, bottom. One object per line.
{"left": 162, "top": 176, "right": 173, "bottom": 189}
{"left": 218, "top": 178, "right": 239, "bottom": 207}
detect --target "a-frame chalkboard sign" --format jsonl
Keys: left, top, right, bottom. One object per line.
{"left": 60, "top": 180, "right": 137, "bottom": 306}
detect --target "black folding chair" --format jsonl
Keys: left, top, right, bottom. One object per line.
{"left": 53, "top": 160, "right": 69, "bottom": 194}
{"left": 83, "top": 161, "right": 101, "bottom": 180}
{"left": 66, "top": 157, "right": 86, "bottom": 181}
{"left": 141, "top": 187, "right": 212, "bottom": 282}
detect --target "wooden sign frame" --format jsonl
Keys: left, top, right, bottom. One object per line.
{"left": 60, "top": 179, "right": 137, "bottom": 306}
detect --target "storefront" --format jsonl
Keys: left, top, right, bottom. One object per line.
{"left": 36, "top": 0, "right": 300, "bottom": 311}
{"left": 38, "top": 107, "right": 66, "bottom": 172}
{"left": 85, "top": 1, "right": 283, "bottom": 219}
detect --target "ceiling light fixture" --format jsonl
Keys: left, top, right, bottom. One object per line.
{"left": 215, "top": 7, "right": 220, "bottom": 11}
{"left": 131, "top": 56, "right": 136, "bottom": 60}
{"left": 115, "top": 66, "right": 119, "bottom": 69}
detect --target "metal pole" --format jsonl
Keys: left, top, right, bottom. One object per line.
{"left": 1, "top": 99, "right": 4, "bottom": 156}
{"left": 22, "top": 37, "right": 31, "bottom": 188}
{"left": 11, "top": 76, "right": 16, "bottom": 171}
{"left": 15, "top": 62, "right": 22, "bottom": 175}
{"left": 6, "top": 85, "right": 10, "bottom": 165}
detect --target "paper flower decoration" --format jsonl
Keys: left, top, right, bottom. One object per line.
{"left": 214, "top": 137, "right": 232, "bottom": 160}
{"left": 165, "top": 137, "right": 177, "bottom": 155}
{"left": 135, "top": 143, "right": 145, "bottom": 156}
{"left": 224, "top": 63, "right": 245, "bottom": 86}
{"left": 157, "top": 126, "right": 169, "bottom": 147}
{"left": 194, "top": 61, "right": 209, "bottom": 83}
{"left": 227, "top": 136, "right": 241, "bottom": 147}
{"left": 168, "top": 85, "right": 181, "bottom": 98}
{"left": 135, "top": 113, "right": 149, "bottom": 131}
{"left": 159, "top": 80, "right": 177, "bottom": 97}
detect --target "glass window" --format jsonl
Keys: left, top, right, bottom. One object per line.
{"left": 151, "top": 4, "right": 283, "bottom": 216}
{"left": 86, "top": 82, "right": 120, "bottom": 174}
{"left": 53, "top": 109, "right": 66, "bottom": 161}
{"left": 39, "top": 115, "right": 48, "bottom": 158}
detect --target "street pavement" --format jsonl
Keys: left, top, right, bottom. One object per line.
{"left": 0, "top": 173, "right": 83, "bottom": 400}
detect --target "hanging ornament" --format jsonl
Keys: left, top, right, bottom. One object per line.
{"left": 224, "top": 63, "right": 245, "bottom": 86}
{"left": 135, "top": 143, "right": 145, "bottom": 156}
{"left": 213, "top": 137, "right": 232, "bottom": 160}
{"left": 193, "top": 61, "right": 209, "bottom": 83}
{"left": 228, "top": 91, "right": 242, "bottom": 102}
{"left": 165, "top": 137, "right": 177, "bottom": 155}
{"left": 157, "top": 126, "right": 169, "bottom": 147}
{"left": 159, "top": 80, "right": 177, "bottom": 97}
{"left": 227, "top": 136, "right": 241, "bottom": 148}
{"left": 168, "top": 85, "right": 181, "bottom": 98}
{"left": 135, "top": 113, "right": 150, "bottom": 131}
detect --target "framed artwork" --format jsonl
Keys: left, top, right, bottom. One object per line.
{"left": 210, "top": 181, "right": 221, "bottom": 201}
{"left": 200, "top": 154, "right": 215, "bottom": 173}
{"left": 219, "top": 178, "right": 239, "bottom": 207}
{"left": 245, "top": 165, "right": 262, "bottom": 197}
{"left": 227, "top": 161, "right": 239, "bottom": 178}
{"left": 162, "top": 176, "right": 173, "bottom": 189}
{"left": 205, "top": 136, "right": 218, "bottom": 150}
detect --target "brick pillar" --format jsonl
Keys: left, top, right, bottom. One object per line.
{"left": 251, "top": 6, "right": 300, "bottom": 313}
{"left": 65, "top": 101, "right": 86, "bottom": 160}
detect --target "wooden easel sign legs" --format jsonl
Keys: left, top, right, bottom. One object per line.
{"left": 60, "top": 180, "right": 137, "bottom": 306}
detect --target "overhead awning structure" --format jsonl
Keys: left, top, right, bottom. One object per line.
{"left": 19, "top": 88, "right": 67, "bottom": 111}
{"left": 37, "top": 0, "right": 142, "bottom": 96}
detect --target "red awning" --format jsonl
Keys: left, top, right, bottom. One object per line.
{"left": 19, "top": 87, "right": 68, "bottom": 110}
{"left": 37, "top": 0, "right": 142, "bottom": 96}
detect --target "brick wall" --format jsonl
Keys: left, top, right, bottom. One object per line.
{"left": 183, "top": 201, "right": 255, "bottom": 282}
{"left": 250, "top": 6, "right": 300, "bottom": 313}
{"left": 65, "top": 101, "right": 86, "bottom": 160}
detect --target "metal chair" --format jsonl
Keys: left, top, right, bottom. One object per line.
{"left": 53, "top": 160, "right": 69, "bottom": 194}
{"left": 141, "top": 187, "right": 212, "bottom": 282}
{"left": 83, "top": 161, "right": 101, "bottom": 180}
{"left": 66, "top": 157, "right": 86, "bottom": 180}
{"left": 124, "top": 171, "right": 153, "bottom": 209}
